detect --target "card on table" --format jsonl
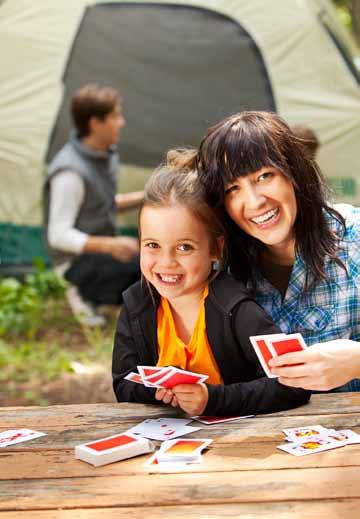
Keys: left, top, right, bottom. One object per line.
{"left": 191, "top": 415, "right": 254, "bottom": 424}
{"left": 0, "top": 429, "right": 46, "bottom": 448}
{"left": 128, "top": 418, "right": 200, "bottom": 441}
{"left": 157, "top": 438, "right": 213, "bottom": 462}
{"left": 282, "top": 425, "right": 329, "bottom": 442}
{"left": 75, "top": 432, "right": 154, "bottom": 467}
{"left": 277, "top": 437, "right": 347, "bottom": 456}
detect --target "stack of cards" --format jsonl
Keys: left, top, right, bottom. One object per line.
{"left": 127, "top": 417, "right": 200, "bottom": 441}
{"left": 249, "top": 333, "right": 307, "bottom": 377}
{"left": 277, "top": 425, "right": 360, "bottom": 456}
{"left": 75, "top": 432, "right": 154, "bottom": 467}
{"left": 145, "top": 438, "right": 213, "bottom": 468}
{"left": 125, "top": 365, "right": 208, "bottom": 388}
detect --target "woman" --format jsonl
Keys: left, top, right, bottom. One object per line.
{"left": 194, "top": 111, "right": 360, "bottom": 392}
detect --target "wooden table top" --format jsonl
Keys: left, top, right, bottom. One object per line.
{"left": 0, "top": 392, "right": 359, "bottom": 518}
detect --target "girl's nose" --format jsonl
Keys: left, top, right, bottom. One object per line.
{"left": 245, "top": 185, "right": 266, "bottom": 210}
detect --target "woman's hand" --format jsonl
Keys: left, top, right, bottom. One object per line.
{"left": 172, "top": 383, "right": 209, "bottom": 416}
{"left": 155, "top": 388, "right": 178, "bottom": 407}
{"left": 269, "top": 339, "right": 360, "bottom": 391}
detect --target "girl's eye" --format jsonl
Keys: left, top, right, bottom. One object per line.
{"left": 144, "top": 242, "right": 159, "bottom": 249}
{"left": 177, "top": 243, "right": 193, "bottom": 252}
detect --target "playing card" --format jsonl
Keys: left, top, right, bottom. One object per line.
{"left": 326, "top": 429, "right": 360, "bottom": 444}
{"left": 128, "top": 418, "right": 199, "bottom": 441}
{"left": 191, "top": 415, "right": 254, "bottom": 424}
{"left": 139, "top": 366, "right": 173, "bottom": 384}
{"left": 249, "top": 333, "right": 286, "bottom": 377}
{"left": 157, "top": 438, "right": 212, "bottom": 461}
{"left": 269, "top": 333, "right": 307, "bottom": 356}
{"left": 277, "top": 437, "right": 347, "bottom": 456}
{"left": 0, "top": 429, "right": 46, "bottom": 448}
{"left": 283, "top": 425, "right": 328, "bottom": 442}
{"left": 124, "top": 372, "right": 144, "bottom": 384}
{"left": 156, "top": 368, "right": 208, "bottom": 389}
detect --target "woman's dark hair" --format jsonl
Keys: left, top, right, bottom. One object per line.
{"left": 71, "top": 83, "right": 119, "bottom": 138}
{"left": 195, "top": 111, "right": 346, "bottom": 290}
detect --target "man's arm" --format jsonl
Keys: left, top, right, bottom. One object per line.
{"left": 48, "top": 171, "right": 139, "bottom": 261}
{"left": 115, "top": 191, "right": 144, "bottom": 212}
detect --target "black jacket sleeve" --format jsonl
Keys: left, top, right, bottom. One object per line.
{"left": 204, "top": 299, "right": 311, "bottom": 416}
{"left": 112, "top": 306, "right": 156, "bottom": 404}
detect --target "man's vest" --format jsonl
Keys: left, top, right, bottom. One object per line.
{"left": 43, "top": 132, "right": 118, "bottom": 265}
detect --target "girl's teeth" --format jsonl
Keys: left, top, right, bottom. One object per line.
{"left": 159, "top": 274, "right": 180, "bottom": 282}
{"left": 252, "top": 208, "right": 278, "bottom": 224}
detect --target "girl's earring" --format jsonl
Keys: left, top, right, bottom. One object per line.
{"left": 212, "top": 259, "right": 220, "bottom": 271}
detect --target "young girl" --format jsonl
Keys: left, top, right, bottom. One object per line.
{"left": 112, "top": 158, "right": 310, "bottom": 416}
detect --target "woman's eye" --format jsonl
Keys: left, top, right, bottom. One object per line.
{"left": 258, "top": 171, "right": 273, "bottom": 182}
{"left": 178, "top": 243, "right": 193, "bottom": 252}
{"left": 224, "top": 185, "right": 238, "bottom": 195}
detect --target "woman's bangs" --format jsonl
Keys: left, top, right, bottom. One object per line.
{"left": 220, "top": 129, "right": 282, "bottom": 182}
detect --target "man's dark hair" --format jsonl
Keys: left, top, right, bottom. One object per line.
{"left": 196, "top": 111, "right": 346, "bottom": 291}
{"left": 71, "top": 84, "right": 119, "bottom": 138}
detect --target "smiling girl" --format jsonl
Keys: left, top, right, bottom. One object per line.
{"left": 112, "top": 161, "right": 309, "bottom": 416}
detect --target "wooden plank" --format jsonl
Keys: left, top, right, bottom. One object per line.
{"left": 0, "top": 393, "right": 359, "bottom": 429}
{"left": 1, "top": 413, "right": 359, "bottom": 451}
{"left": 0, "top": 500, "right": 359, "bottom": 518}
{"left": 0, "top": 466, "right": 359, "bottom": 510}
{"left": 1, "top": 441, "right": 360, "bottom": 480}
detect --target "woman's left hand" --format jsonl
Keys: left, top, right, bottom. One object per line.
{"left": 172, "top": 383, "right": 209, "bottom": 416}
{"left": 269, "top": 339, "right": 360, "bottom": 391}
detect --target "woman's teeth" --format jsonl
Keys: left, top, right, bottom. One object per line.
{"left": 251, "top": 208, "right": 279, "bottom": 224}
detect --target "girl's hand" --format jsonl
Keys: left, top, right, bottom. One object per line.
{"left": 269, "top": 339, "right": 360, "bottom": 391}
{"left": 172, "top": 383, "right": 209, "bottom": 416}
{"left": 155, "top": 388, "right": 178, "bottom": 407}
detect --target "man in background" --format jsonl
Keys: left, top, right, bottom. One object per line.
{"left": 44, "top": 84, "right": 142, "bottom": 324}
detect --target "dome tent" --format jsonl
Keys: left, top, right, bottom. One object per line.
{"left": 0, "top": 0, "right": 359, "bottom": 272}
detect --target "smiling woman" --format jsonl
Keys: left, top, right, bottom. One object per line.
{"left": 196, "top": 111, "right": 360, "bottom": 392}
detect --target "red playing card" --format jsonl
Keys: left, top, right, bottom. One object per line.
{"left": 158, "top": 370, "right": 205, "bottom": 389}
{"left": 86, "top": 434, "right": 137, "bottom": 452}
{"left": 255, "top": 339, "right": 273, "bottom": 370}
{"left": 146, "top": 367, "right": 174, "bottom": 383}
{"left": 270, "top": 335, "right": 306, "bottom": 356}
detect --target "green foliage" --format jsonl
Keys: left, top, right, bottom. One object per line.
{"left": 0, "top": 260, "right": 66, "bottom": 338}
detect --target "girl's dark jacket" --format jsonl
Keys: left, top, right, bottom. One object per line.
{"left": 112, "top": 272, "right": 310, "bottom": 416}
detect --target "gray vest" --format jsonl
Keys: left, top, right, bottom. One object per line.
{"left": 43, "top": 132, "right": 119, "bottom": 265}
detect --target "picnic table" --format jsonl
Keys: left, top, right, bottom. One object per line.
{"left": 0, "top": 392, "right": 359, "bottom": 518}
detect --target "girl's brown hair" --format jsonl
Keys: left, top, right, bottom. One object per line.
{"left": 140, "top": 149, "right": 226, "bottom": 278}
{"left": 195, "top": 111, "right": 346, "bottom": 290}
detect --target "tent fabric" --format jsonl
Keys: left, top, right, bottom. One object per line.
{"left": 0, "top": 0, "right": 359, "bottom": 267}
{"left": 47, "top": 3, "right": 275, "bottom": 167}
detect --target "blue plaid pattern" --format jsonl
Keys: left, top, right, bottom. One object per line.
{"left": 252, "top": 205, "right": 360, "bottom": 392}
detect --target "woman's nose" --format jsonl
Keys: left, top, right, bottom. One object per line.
{"left": 245, "top": 186, "right": 266, "bottom": 209}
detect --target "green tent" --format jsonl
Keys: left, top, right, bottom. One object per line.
{"left": 0, "top": 0, "right": 359, "bottom": 272}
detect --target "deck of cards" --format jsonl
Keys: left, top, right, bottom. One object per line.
{"left": 249, "top": 332, "right": 307, "bottom": 377}
{"left": 75, "top": 432, "right": 154, "bottom": 466}
{"left": 125, "top": 365, "right": 208, "bottom": 389}
{"left": 277, "top": 425, "right": 360, "bottom": 456}
{"left": 145, "top": 438, "right": 213, "bottom": 468}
